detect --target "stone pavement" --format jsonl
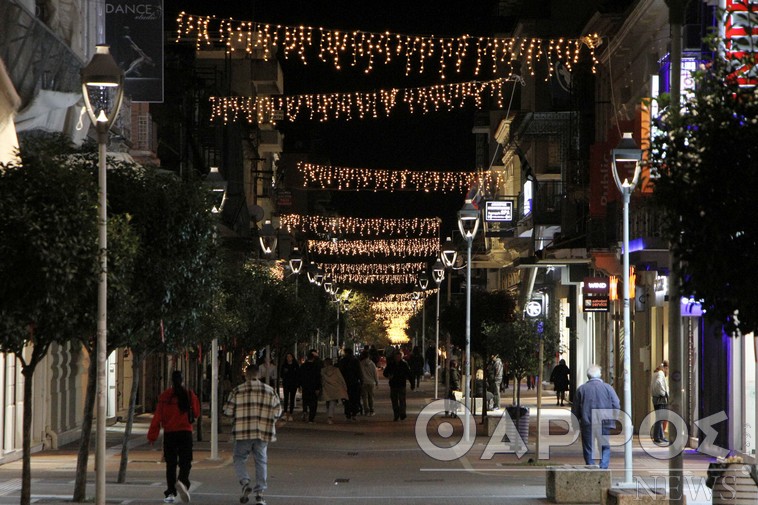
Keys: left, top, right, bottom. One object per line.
{"left": 0, "top": 378, "right": 716, "bottom": 504}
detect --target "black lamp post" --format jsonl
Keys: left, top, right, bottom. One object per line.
{"left": 458, "top": 199, "right": 481, "bottom": 442}
{"left": 431, "top": 259, "right": 445, "bottom": 399}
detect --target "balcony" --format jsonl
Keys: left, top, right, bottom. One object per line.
{"left": 251, "top": 59, "right": 283, "bottom": 96}
{"left": 0, "top": 0, "right": 83, "bottom": 109}
{"left": 258, "top": 128, "right": 282, "bottom": 153}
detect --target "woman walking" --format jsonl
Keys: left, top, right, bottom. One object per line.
{"left": 320, "top": 358, "right": 348, "bottom": 424}
{"left": 549, "top": 359, "right": 571, "bottom": 406}
{"left": 147, "top": 370, "right": 201, "bottom": 503}
{"left": 279, "top": 352, "right": 300, "bottom": 421}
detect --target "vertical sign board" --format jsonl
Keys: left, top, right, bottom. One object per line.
{"left": 582, "top": 277, "right": 610, "bottom": 313}
{"left": 105, "top": 0, "right": 164, "bottom": 102}
{"left": 723, "top": 0, "right": 758, "bottom": 87}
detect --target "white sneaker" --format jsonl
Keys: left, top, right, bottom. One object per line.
{"left": 240, "top": 481, "right": 252, "bottom": 504}
{"left": 176, "top": 481, "right": 190, "bottom": 503}
{"left": 255, "top": 493, "right": 266, "bottom": 505}
{"left": 163, "top": 495, "right": 176, "bottom": 503}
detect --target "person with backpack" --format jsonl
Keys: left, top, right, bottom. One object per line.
{"left": 147, "top": 370, "right": 200, "bottom": 503}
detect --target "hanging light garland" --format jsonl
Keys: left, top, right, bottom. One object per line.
{"left": 298, "top": 161, "right": 508, "bottom": 192}
{"left": 331, "top": 272, "right": 420, "bottom": 285}
{"left": 307, "top": 238, "right": 439, "bottom": 258}
{"left": 375, "top": 292, "right": 433, "bottom": 302}
{"left": 209, "top": 78, "right": 510, "bottom": 124}
{"left": 318, "top": 261, "right": 427, "bottom": 276}
{"left": 371, "top": 300, "right": 420, "bottom": 320}
{"left": 280, "top": 214, "right": 440, "bottom": 238}
{"left": 176, "top": 12, "right": 602, "bottom": 79}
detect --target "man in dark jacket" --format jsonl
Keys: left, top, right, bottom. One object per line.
{"left": 298, "top": 350, "right": 321, "bottom": 423}
{"left": 383, "top": 352, "right": 414, "bottom": 421}
{"left": 337, "top": 348, "right": 362, "bottom": 420}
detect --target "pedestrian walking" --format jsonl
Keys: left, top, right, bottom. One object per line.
{"left": 321, "top": 358, "right": 348, "bottom": 424}
{"left": 337, "top": 347, "right": 362, "bottom": 420}
{"left": 409, "top": 346, "right": 425, "bottom": 389}
{"left": 425, "top": 345, "right": 437, "bottom": 377}
{"left": 359, "top": 350, "right": 379, "bottom": 416}
{"left": 486, "top": 355, "right": 504, "bottom": 410}
{"left": 571, "top": 364, "right": 620, "bottom": 469}
{"left": 147, "top": 370, "right": 200, "bottom": 503}
{"left": 549, "top": 359, "right": 571, "bottom": 406}
{"left": 224, "top": 364, "right": 282, "bottom": 505}
{"left": 298, "top": 350, "right": 321, "bottom": 423}
{"left": 383, "top": 351, "right": 414, "bottom": 421}
{"left": 651, "top": 361, "right": 669, "bottom": 444}
{"left": 279, "top": 352, "right": 300, "bottom": 421}
{"left": 444, "top": 360, "right": 461, "bottom": 418}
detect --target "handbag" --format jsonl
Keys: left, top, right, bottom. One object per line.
{"left": 654, "top": 393, "right": 668, "bottom": 406}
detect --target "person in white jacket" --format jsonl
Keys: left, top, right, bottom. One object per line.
{"left": 651, "top": 361, "right": 669, "bottom": 444}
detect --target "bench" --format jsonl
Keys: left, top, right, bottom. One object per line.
{"left": 546, "top": 465, "right": 611, "bottom": 503}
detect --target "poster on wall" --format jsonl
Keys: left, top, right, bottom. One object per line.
{"left": 105, "top": 0, "right": 164, "bottom": 102}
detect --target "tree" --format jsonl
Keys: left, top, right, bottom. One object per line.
{"left": 483, "top": 318, "right": 560, "bottom": 407}
{"left": 650, "top": 44, "right": 758, "bottom": 335}
{"left": 0, "top": 134, "right": 118, "bottom": 505}
{"left": 342, "top": 292, "right": 389, "bottom": 347}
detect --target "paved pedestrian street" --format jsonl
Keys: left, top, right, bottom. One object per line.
{"left": 0, "top": 379, "right": 714, "bottom": 505}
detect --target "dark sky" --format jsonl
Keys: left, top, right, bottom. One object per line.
{"left": 168, "top": 1, "right": 514, "bottom": 235}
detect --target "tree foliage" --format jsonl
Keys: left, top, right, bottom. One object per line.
{"left": 650, "top": 44, "right": 758, "bottom": 334}
{"left": 483, "top": 318, "right": 560, "bottom": 406}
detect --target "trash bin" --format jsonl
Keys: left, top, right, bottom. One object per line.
{"left": 505, "top": 405, "right": 529, "bottom": 446}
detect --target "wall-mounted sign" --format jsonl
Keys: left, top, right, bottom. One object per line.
{"left": 723, "top": 0, "right": 758, "bottom": 87}
{"left": 583, "top": 276, "right": 610, "bottom": 313}
{"left": 485, "top": 200, "right": 515, "bottom": 223}
{"left": 525, "top": 300, "right": 542, "bottom": 318}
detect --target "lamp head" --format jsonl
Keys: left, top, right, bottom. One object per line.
{"left": 432, "top": 259, "right": 445, "bottom": 285}
{"left": 610, "top": 132, "right": 643, "bottom": 191}
{"left": 457, "top": 199, "right": 481, "bottom": 240}
{"left": 314, "top": 267, "right": 325, "bottom": 286}
{"left": 259, "top": 219, "right": 278, "bottom": 255}
{"left": 81, "top": 45, "right": 124, "bottom": 129}
{"left": 289, "top": 247, "right": 303, "bottom": 274}
{"left": 417, "top": 271, "right": 429, "bottom": 291}
{"left": 440, "top": 236, "right": 458, "bottom": 268}
{"left": 306, "top": 262, "right": 318, "bottom": 284}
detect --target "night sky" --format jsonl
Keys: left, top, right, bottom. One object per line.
{"left": 168, "top": 1, "right": 515, "bottom": 237}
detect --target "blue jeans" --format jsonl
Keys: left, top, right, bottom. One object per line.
{"left": 233, "top": 439, "right": 268, "bottom": 493}
{"left": 580, "top": 426, "right": 611, "bottom": 469}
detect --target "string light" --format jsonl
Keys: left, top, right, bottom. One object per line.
{"left": 307, "top": 238, "right": 439, "bottom": 258}
{"left": 298, "top": 161, "right": 508, "bottom": 192}
{"left": 209, "top": 78, "right": 511, "bottom": 124}
{"left": 177, "top": 12, "right": 602, "bottom": 79}
{"left": 318, "top": 262, "right": 428, "bottom": 276}
{"left": 280, "top": 214, "right": 440, "bottom": 238}
{"left": 371, "top": 300, "right": 419, "bottom": 320}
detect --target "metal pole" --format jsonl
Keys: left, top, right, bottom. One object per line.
{"left": 95, "top": 125, "right": 108, "bottom": 505}
{"left": 421, "top": 302, "right": 426, "bottom": 365}
{"left": 621, "top": 188, "right": 633, "bottom": 485}
{"left": 464, "top": 239, "right": 473, "bottom": 442}
{"left": 435, "top": 290, "right": 441, "bottom": 399}
{"left": 210, "top": 338, "right": 219, "bottom": 460}
{"left": 536, "top": 336, "right": 544, "bottom": 458}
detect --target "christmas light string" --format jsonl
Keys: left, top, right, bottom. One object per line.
{"left": 318, "top": 261, "right": 428, "bottom": 276}
{"left": 176, "top": 12, "right": 602, "bottom": 79}
{"left": 209, "top": 78, "right": 511, "bottom": 124}
{"left": 280, "top": 214, "right": 440, "bottom": 238}
{"left": 298, "top": 161, "right": 508, "bottom": 192}
{"left": 307, "top": 237, "right": 439, "bottom": 258}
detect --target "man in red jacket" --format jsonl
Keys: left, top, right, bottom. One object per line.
{"left": 148, "top": 371, "right": 201, "bottom": 503}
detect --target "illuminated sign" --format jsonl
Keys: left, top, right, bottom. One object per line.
{"left": 484, "top": 200, "right": 515, "bottom": 222}
{"left": 583, "top": 277, "right": 610, "bottom": 313}
{"left": 525, "top": 300, "right": 542, "bottom": 318}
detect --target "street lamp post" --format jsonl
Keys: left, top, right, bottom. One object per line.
{"left": 440, "top": 237, "right": 458, "bottom": 406}
{"left": 431, "top": 259, "right": 445, "bottom": 399}
{"left": 259, "top": 219, "right": 278, "bottom": 256}
{"left": 289, "top": 247, "right": 303, "bottom": 357}
{"left": 81, "top": 45, "right": 124, "bottom": 505}
{"left": 458, "top": 200, "right": 481, "bottom": 442}
{"left": 610, "top": 132, "right": 642, "bottom": 486}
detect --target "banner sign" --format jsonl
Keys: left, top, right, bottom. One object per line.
{"left": 723, "top": 0, "right": 758, "bottom": 87}
{"left": 484, "top": 200, "right": 515, "bottom": 223}
{"left": 105, "top": 0, "right": 164, "bottom": 102}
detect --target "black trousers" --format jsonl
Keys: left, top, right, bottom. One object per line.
{"left": 302, "top": 391, "right": 318, "bottom": 421}
{"left": 390, "top": 387, "right": 407, "bottom": 419}
{"left": 163, "top": 430, "right": 193, "bottom": 496}
{"left": 344, "top": 383, "right": 361, "bottom": 418}
{"left": 282, "top": 386, "right": 297, "bottom": 414}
